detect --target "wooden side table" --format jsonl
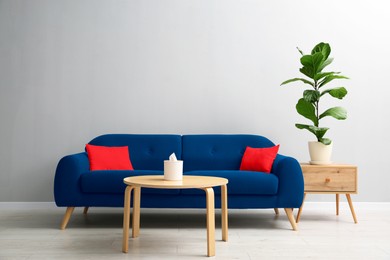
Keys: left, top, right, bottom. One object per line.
{"left": 296, "top": 163, "right": 358, "bottom": 223}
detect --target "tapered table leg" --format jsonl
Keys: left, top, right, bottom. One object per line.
{"left": 346, "top": 194, "right": 358, "bottom": 223}
{"left": 336, "top": 194, "right": 339, "bottom": 215}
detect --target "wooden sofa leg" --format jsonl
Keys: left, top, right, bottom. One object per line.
{"left": 274, "top": 208, "right": 279, "bottom": 215}
{"left": 60, "top": 207, "right": 75, "bottom": 230}
{"left": 284, "top": 208, "right": 298, "bottom": 231}
{"left": 83, "top": 207, "right": 89, "bottom": 214}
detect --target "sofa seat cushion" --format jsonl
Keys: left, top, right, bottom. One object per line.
{"left": 80, "top": 170, "right": 179, "bottom": 195}
{"left": 181, "top": 170, "right": 278, "bottom": 195}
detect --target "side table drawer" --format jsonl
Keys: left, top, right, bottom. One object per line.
{"left": 302, "top": 166, "right": 357, "bottom": 193}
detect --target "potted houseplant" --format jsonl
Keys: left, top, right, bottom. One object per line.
{"left": 281, "top": 42, "right": 349, "bottom": 164}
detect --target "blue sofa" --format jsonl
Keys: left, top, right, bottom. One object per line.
{"left": 54, "top": 134, "right": 304, "bottom": 230}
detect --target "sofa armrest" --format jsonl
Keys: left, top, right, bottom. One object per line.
{"left": 54, "top": 152, "right": 90, "bottom": 206}
{"left": 272, "top": 154, "right": 304, "bottom": 208}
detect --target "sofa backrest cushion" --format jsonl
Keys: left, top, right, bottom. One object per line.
{"left": 88, "top": 134, "right": 182, "bottom": 170}
{"left": 182, "top": 134, "right": 275, "bottom": 171}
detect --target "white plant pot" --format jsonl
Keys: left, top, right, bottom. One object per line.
{"left": 308, "top": 141, "right": 333, "bottom": 165}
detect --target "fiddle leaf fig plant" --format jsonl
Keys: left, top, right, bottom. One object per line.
{"left": 281, "top": 42, "right": 349, "bottom": 145}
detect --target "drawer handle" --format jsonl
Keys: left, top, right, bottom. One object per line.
{"left": 325, "top": 178, "right": 331, "bottom": 183}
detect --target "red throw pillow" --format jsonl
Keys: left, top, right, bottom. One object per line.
{"left": 85, "top": 144, "right": 134, "bottom": 171}
{"left": 239, "top": 145, "right": 280, "bottom": 173}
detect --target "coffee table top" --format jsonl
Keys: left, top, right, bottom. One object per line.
{"left": 123, "top": 175, "right": 228, "bottom": 189}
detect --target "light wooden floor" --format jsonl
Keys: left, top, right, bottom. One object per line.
{"left": 1, "top": 203, "right": 390, "bottom": 259}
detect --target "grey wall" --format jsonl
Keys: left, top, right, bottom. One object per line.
{"left": 1, "top": 0, "right": 389, "bottom": 202}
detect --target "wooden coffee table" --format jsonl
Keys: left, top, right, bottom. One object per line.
{"left": 122, "top": 175, "right": 228, "bottom": 257}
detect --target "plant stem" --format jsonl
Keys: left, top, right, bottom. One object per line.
{"left": 314, "top": 80, "right": 320, "bottom": 142}
{"left": 314, "top": 80, "right": 319, "bottom": 127}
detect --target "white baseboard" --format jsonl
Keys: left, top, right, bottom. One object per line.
{"left": 0, "top": 202, "right": 56, "bottom": 209}
{"left": 296, "top": 202, "right": 390, "bottom": 211}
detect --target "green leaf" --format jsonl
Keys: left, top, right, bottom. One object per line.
{"left": 318, "top": 58, "right": 333, "bottom": 71}
{"left": 280, "top": 78, "right": 314, "bottom": 86}
{"left": 321, "top": 87, "right": 348, "bottom": 99}
{"left": 303, "top": 90, "right": 320, "bottom": 103}
{"left": 300, "top": 53, "right": 324, "bottom": 76}
{"left": 296, "top": 98, "right": 318, "bottom": 126}
{"left": 299, "top": 67, "right": 314, "bottom": 79}
{"left": 319, "top": 138, "right": 332, "bottom": 145}
{"left": 311, "top": 42, "right": 331, "bottom": 61}
{"left": 297, "top": 47, "right": 304, "bottom": 56}
{"left": 296, "top": 124, "right": 329, "bottom": 139}
{"left": 319, "top": 106, "right": 347, "bottom": 120}
{"left": 314, "top": 71, "right": 340, "bottom": 81}
{"left": 319, "top": 74, "right": 349, "bottom": 88}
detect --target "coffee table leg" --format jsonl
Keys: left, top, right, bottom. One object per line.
{"left": 132, "top": 187, "right": 141, "bottom": 237}
{"left": 221, "top": 184, "right": 228, "bottom": 242}
{"left": 204, "top": 187, "right": 215, "bottom": 257}
{"left": 122, "top": 186, "right": 133, "bottom": 253}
